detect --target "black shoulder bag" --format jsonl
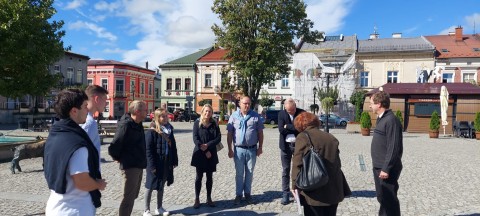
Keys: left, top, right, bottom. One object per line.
{"left": 295, "top": 131, "right": 329, "bottom": 191}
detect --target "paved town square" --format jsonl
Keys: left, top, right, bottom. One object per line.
{"left": 1, "top": 122, "right": 479, "bottom": 216}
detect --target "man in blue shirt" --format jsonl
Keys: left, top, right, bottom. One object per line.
{"left": 227, "top": 96, "right": 264, "bottom": 205}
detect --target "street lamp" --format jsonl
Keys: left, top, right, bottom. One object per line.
{"left": 313, "top": 86, "right": 317, "bottom": 115}
{"left": 316, "top": 63, "right": 340, "bottom": 133}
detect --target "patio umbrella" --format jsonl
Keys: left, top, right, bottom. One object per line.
{"left": 440, "top": 85, "right": 449, "bottom": 135}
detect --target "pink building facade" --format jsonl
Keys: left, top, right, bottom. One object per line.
{"left": 87, "top": 60, "right": 155, "bottom": 120}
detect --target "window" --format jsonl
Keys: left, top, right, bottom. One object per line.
{"left": 360, "top": 71, "right": 369, "bottom": 87}
{"left": 140, "top": 82, "right": 145, "bottom": 94}
{"left": 101, "top": 78, "right": 108, "bottom": 90}
{"left": 166, "top": 78, "right": 172, "bottom": 90}
{"left": 441, "top": 48, "right": 449, "bottom": 52}
{"left": 155, "top": 88, "right": 159, "bottom": 98}
{"left": 130, "top": 80, "right": 135, "bottom": 92}
{"left": 76, "top": 69, "right": 83, "bottom": 84}
{"left": 473, "top": 48, "right": 480, "bottom": 52}
{"left": 463, "top": 73, "right": 476, "bottom": 83}
{"left": 205, "top": 74, "right": 212, "bottom": 87}
{"left": 148, "top": 83, "right": 152, "bottom": 95}
{"left": 54, "top": 65, "right": 61, "bottom": 73}
{"left": 387, "top": 71, "right": 398, "bottom": 83}
{"left": 268, "top": 81, "right": 275, "bottom": 88}
{"left": 66, "top": 67, "right": 74, "bottom": 84}
{"left": 185, "top": 78, "right": 191, "bottom": 90}
{"left": 175, "top": 78, "right": 181, "bottom": 90}
{"left": 87, "top": 79, "right": 93, "bottom": 86}
{"left": 442, "top": 73, "right": 453, "bottom": 83}
{"left": 115, "top": 80, "right": 124, "bottom": 96}
{"left": 281, "top": 75, "right": 289, "bottom": 88}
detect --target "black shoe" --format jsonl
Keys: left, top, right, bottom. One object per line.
{"left": 281, "top": 192, "right": 289, "bottom": 205}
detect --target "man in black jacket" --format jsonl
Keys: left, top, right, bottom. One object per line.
{"left": 277, "top": 98, "right": 304, "bottom": 205}
{"left": 108, "top": 100, "right": 148, "bottom": 216}
{"left": 369, "top": 91, "right": 403, "bottom": 216}
{"left": 44, "top": 89, "right": 107, "bottom": 215}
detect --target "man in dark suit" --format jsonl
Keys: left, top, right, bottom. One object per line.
{"left": 369, "top": 91, "right": 403, "bottom": 216}
{"left": 278, "top": 98, "right": 304, "bottom": 205}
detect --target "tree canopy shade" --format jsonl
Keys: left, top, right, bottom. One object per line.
{"left": 212, "top": 0, "right": 323, "bottom": 105}
{"left": 0, "top": 0, "right": 67, "bottom": 98}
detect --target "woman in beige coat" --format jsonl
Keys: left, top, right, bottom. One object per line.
{"left": 291, "top": 112, "right": 351, "bottom": 216}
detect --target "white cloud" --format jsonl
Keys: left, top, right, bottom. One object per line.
{"left": 439, "top": 26, "right": 456, "bottom": 35}
{"left": 166, "top": 16, "right": 215, "bottom": 48}
{"left": 65, "top": 0, "right": 87, "bottom": 10}
{"left": 438, "top": 13, "right": 480, "bottom": 35}
{"left": 305, "top": 0, "right": 355, "bottom": 34}
{"left": 69, "top": 21, "right": 117, "bottom": 41}
{"left": 104, "top": 48, "right": 126, "bottom": 54}
{"left": 94, "top": 1, "right": 121, "bottom": 12}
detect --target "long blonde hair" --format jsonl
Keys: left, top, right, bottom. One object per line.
{"left": 199, "top": 104, "right": 214, "bottom": 126}
{"left": 153, "top": 108, "right": 167, "bottom": 133}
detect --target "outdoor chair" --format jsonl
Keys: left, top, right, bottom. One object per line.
{"left": 453, "top": 121, "right": 471, "bottom": 138}
{"left": 469, "top": 121, "right": 476, "bottom": 139}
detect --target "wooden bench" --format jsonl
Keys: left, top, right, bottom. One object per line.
{"left": 99, "top": 120, "right": 118, "bottom": 136}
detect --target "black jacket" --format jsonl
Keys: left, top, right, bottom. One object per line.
{"left": 371, "top": 109, "right": 403, "bottom": 173}
{"left": 108, "top": 113, "right": 147, "bottom": 170}
{"left": 44, "top": 118, "right": 102, "bottom": 208}
{"left": 190, "top": 119, "right": 221, "bottom": 172}
{"left": 278, "top": 108, "right": 304, "bottom": 150}
{"left": 145, "top": 124, "right": 178, "bottom": 189}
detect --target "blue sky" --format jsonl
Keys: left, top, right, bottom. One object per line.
{"left": 52, "top": 0, "right": 480, "bottom": 69}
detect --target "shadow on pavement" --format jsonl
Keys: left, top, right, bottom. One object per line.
{"left": 173, "top": 191, "right": 283, "bottom": 215}
{"left": 25, "top": 213, "right": 45, "bottom": 216}
{"left": 455, "top": 214, "right": 480, "bottom": 216}
{"left": 350, "top": 190, "right": 376, "bottom": 198}
{"left": 174, "top": 129, "right": 193, "bottom": 134}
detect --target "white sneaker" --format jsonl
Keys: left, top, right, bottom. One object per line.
{"left": 143, "top": 210, "right": 153, "bottom": 216}
{"left": 154, "top": 207, "right": 170, "bottom": 216}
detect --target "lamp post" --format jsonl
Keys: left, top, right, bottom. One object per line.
{"left": 313, "top": 86, "right": 317, "bottom": 115}
{"left": 317, "top": 62, "right": 340, "bottom": 133}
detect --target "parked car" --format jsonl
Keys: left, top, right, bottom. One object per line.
{"left": 264, "top": 110, "right": 281, "bottom": 125}
{"left": 173, "top": 109, "right": 200, "bottom": 122}
{"left": 212, "top": 111, "right": 229, "bottom": 121}
{"left": 318, "top": 114, "right": 349, "bottom": 126}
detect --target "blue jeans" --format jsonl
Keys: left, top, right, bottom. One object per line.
{"left": 234, "top": 146, "right": 257, "bottom": 196}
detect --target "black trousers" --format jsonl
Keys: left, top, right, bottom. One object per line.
{"left": 280, "top": 143, "right": 295, "bottom": 193}
{"left": 373, "top": 167, "right": 402, "bottom": 216}
{"left": 303, "top": 203, "right": 338, "bottom": 216}
{"left": 195, "top": 168, "right": 213, "bottom": 200}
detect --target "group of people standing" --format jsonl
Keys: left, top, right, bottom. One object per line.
{"left": 42, "top": 86, "right": 403, "bottom": 216}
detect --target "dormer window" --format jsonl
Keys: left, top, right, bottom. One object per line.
{"left": 441, "top": 49, "right": 449, "bottom": 52}
{"left": 473, "top": 48, "right": 480, "bottom": 52}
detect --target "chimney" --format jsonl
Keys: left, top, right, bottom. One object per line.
{"left": 392, "top": 33, "right": 402, "bottom": 38}
{"left": 455, "top": 26, "right": 463, "bottom": 42}
{"left": 146, "top": 61, "right": 149, "bottom": 69}
{"left": 369, "top": 33, "right": 379, "bottom": 40}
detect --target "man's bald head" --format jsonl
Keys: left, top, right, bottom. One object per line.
{"left": 284, "top": 98, "right": 296, "bottom": 115}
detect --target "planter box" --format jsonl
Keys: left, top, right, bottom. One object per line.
{"left": 346, "top": 123, "right": 361, "bottom": 133}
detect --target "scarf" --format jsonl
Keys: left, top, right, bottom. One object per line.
{"left": 233, "top": 110, "right": 251, "bottom": 144}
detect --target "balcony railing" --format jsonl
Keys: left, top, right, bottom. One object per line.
{"left": 114, "top": 91, "right": 126, "bottom": 98}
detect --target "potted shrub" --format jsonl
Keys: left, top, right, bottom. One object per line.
{"left": 395, "top": 110, "right": 404, "bottom": 131}
{"left": 360, "top": 111, "right": 372, "bottom": 136}
{"left": 429, "top": 110, "right": 440, "bottom": 138}
{"left": 474, "top": 112, "right": 480, "bottom": 140}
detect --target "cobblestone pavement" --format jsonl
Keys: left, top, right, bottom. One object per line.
{"left": 1, "top": 122, "right": 480, "bottom": 216}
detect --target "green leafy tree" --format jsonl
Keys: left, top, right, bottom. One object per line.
{"left": 430, "top": 110, "right": 440, "bottom": 131}
{"left": 395, "top": 110, "right": 404, "bottom": 129}
{"left": 317, "top": 86, "right": 339, "bottom": 104}
{"left": 0, "top": 0, "right": 67, "bottom": 98}
{"left": 360, "top": 111, "right": 372, "bottom": 129}
{"left": 474, "top": 112, "right": 480, "bottom": 132}
{"left": 212, "top": 0, "right": 323, "bottom": 105}
{"left": 321, "top": 97, "right": 334, "bottom": 115}
{"left": 350, "top": 90, "right": 367, "bottom": 122}
{"left": 258, "top": 90, "right": 274, "bottom": 110}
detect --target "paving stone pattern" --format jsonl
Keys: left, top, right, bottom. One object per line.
{"left": 0, "top": 122, "right": 479, "bottom": 215}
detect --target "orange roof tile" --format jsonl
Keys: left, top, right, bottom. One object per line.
{"left": 197, "top": 48, "right": 229, "bottom": 62}
{"left": 425, "top": 34, "right": 480, "bottom": 59}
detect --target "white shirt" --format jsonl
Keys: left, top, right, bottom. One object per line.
{"left": 285, "top": 113, "right": 296, "bottom": 143}
{"left": 80, "top": 113, "right": 101, "bottom": 168}
{"left": 45, "top": 147, "right": 95, "bottom": 216}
